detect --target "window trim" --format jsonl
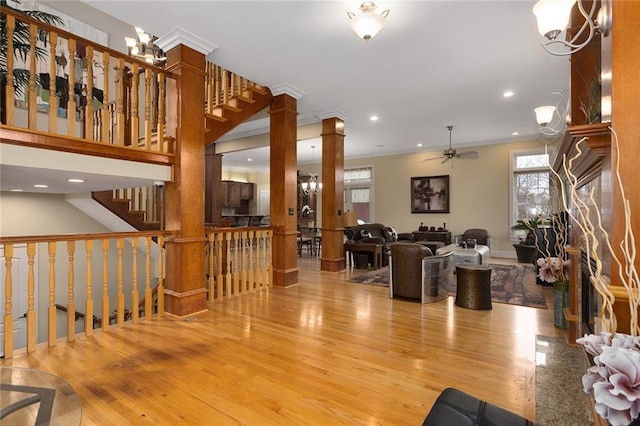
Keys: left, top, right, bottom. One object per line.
{"left": 508, "top": 147, "right": 554, "bottom": 241}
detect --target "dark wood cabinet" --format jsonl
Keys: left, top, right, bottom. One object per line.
{"left": 220, "top": 181, "right": 254, "bottom": 209}
{"left": 240, "top": 183, "right": 254, "bottom": 200}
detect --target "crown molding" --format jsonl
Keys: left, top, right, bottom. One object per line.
{"left": 155, "top": 26, "right": 218, "bottom": 55}
{"left": 270, "top": 83, "right": 305, "bottom": 99}
{"left": 317, "top": 110, "right": 349, "bottom": 121}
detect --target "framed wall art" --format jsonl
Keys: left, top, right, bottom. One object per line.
{"left": 411, "top": 175, "right": 450, "bottom": 213}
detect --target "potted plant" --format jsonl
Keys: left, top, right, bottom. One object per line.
{"left": 511, "top": 216, "right": 544, "bottom": 263}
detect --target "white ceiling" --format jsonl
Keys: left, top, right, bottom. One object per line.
{"left": 82, "top": 0, "right": 569, "bottom": 173}
{"left": 3, "top": 1, "right": 569, "bottom": 192}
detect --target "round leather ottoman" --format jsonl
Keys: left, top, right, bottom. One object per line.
{"left": 455, "top": 265, "right": 492, "bottom": 310}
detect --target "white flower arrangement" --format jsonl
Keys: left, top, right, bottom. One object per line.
{"left": 536, "top": 256, "right": 569, "bottom": 284}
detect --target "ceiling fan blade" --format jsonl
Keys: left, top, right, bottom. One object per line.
{"left": 420, "top": 156, "right": 446, "bottom": 162}
{"left": 458, "top": 151, "right": 479, "bottom": 159}
{"left": 441, "top": 157, "right": 451, "bottom": 164}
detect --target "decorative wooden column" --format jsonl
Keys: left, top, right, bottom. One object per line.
{"left": 269, "top": 90, "right": 301, "bottom": 287}
{"left": 156, "top": 30, "right": 216, "bottom": 316}
{"left": 609, "top": 0, "right": 640, "bottom": 334}
{"left": 319, "top": 115, "right": 346, "bottom": 272}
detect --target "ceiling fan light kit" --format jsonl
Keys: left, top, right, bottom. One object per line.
{"left": 420, "top": 126, "right": 479, "bottom": 166}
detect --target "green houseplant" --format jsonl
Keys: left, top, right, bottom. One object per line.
{"left": 511, "top": 215, "right": 544, "bottom": 245}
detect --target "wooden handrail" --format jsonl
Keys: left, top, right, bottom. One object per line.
{"left": 1, "top": 7, "right": 174, "bottom": 154}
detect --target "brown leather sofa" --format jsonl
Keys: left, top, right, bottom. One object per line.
{"left": 389, "top": 242, "right": 454, "bottom": 303}
{"left": 344, "top": 223, "right": 410, "bottom": 266}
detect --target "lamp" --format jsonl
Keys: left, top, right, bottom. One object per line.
{"left": 347, "top": 1, "right": 390, "bottom": 42}
{"left": 532, "top": 0, "right": 612, "bottom": 56}
{"left": 124, "top": 27, "right": 166, "bottom": 65}
{"left": 301, "top": 173, "right": 323, "bottom": 195}
{"left": 534, "top": 89, "right": 569, "bottom": 136}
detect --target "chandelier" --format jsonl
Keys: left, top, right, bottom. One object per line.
{"left": 347, "top": 1, "right": 390, "bottom": 42}
{"left": 532, "top": 0, "right": 611, "bottom": 56}
{"left": 301, "top": 173, "right": 322, "bottom": 195}
{"left": 124, "top": 27, "right": 166, "bottom": 65}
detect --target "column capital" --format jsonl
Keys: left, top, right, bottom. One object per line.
{"left": 155, "top": 26, "right": 218, "bottom": 56}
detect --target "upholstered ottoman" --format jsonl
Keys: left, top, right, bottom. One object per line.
{"left": 422, "top": 387, "right": 536, "bottom": 425}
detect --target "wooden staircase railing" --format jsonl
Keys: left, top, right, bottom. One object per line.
{"left": 93, "top": 187, "right": 164, "bottom": 231}
{"left": 1, "top": 7, "right": 175, "bottom": 156}
{"left": 1, "top": 228, "right": 272, "bottom": 358}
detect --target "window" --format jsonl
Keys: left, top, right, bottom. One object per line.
{"left": 510, "top": 150, "right": 551, "bottom": 239}
{"left": 344, "top": 167, "right": 372, "bottom": 223}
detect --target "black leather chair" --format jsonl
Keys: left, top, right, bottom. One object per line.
{"left": 422, "top": 388, "right": 537, "bottom": 426}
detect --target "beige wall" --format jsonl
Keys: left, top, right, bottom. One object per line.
{"left": 0, "top": 192, "right": 110, "bottom": 236}
{"left": 300, "top": 139, "right": 544, "bottom": 256}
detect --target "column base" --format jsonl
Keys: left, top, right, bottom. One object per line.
{"left": 321, "top": 258, "right": 346, "bottom": 272}
{"left": 164, "top": 287, "right": 208, "bottom": 317}
{"left": 273, "top": 267, "right": 299, "bottom": 287}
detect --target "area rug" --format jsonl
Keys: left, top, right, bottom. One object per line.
{"left": 349, "top": 263, "right": 547, "bottom": 309}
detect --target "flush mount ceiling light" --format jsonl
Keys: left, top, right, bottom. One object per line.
{"left": 535, "top": 89, "right": 569, "bottom": 136}
{"left": 124, "top": 27, "right": 167, "bottom": 65}
{"left": 347, "top": 2, "right": 390, "bottom": 42}
{"left": 532, "top": 0, "right": 612, "bottom": 56}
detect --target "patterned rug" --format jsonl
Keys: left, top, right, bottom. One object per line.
{"left": 349, "top": 263, "right": 547, "bottom": 309}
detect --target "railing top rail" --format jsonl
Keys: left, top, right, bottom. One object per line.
{"left": 0, "top": 230, "right": 170, "bottom": 245}
{"left": 2, "top": 6, "right": 171, "bottom": 76}
{"left": 205, "top": 226, "right": 274, "bottom": 232}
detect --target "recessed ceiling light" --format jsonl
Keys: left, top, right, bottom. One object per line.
{"left": 67, "top": 178, "right": 85, "bottom": 183}
{"left": 247, "top": 158, "right": 252, "bottom": 162}
{"left": 503, "top": 91, "right": 514, "bottom": 98}
{"left": 512, "top": 132, "right": 520, "bottom": 136}
{"left": 370, "top": 115, "right": 379, "bottom": 121}
{"left": 417, "top": 143, "right": 423, "bottom": 147}
{"left": 33, "top": 184, "right": 49, "bottom": 188}
{"left": 9, "top": 188, "right": 23, "bottom": 192}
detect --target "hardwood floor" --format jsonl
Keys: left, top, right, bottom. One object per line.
{"left": 2, "top": 256, "right": 563, "bottom": 425}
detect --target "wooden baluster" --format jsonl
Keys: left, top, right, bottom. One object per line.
{"left": 143, "top": 187, "right": 149, "bottom": 222}
{"left": 222, "top": 68, "right": 229, "bottom": 105}
{"left": 157, "top": 236, "right": 164, "bottom": 317}
{"left": 102, "top": 239, "right": 109, "bottom": 332}
{"left": 5, "top": 16, "right": 15, "bottom": 126}
{"left": 144, "top": 236, "right": 152, "bottom": 318}
{"left": 255, "top": 230, "right": 262, "bottom": 290}
{"left": 28, "top": 23, "right": 37, "bottom": 130}
{"left": 157, "top": 73, "right": 166, "bottom": 152}
{"left": 48, "top": 33, "right": 58, "bottom": 133}
{"left": 131, "top": 63, "right": 140, "bottom": 147}
{"left": 85, "top": 240, "right": 94, "bottom": 336}
{"left": 117, "top": 238, "right": 124, "bottom": 327}
{"left": 116, "top": 57, "right": 125, "bottom": 145}
{"left": 84, "top": 46, "right": 94, "bottom": 140}
{"left": 231, "top": 72, "right": 237, "bottom": 98}
{"left": 101, "top": 51, "right": 110, "bottom": 142}
{"left": 225, "top": 232, "right": 232, "bottom": 299}
{"left": 67, "top": 241, "right": 76, "bottom": 341}
{"left": 67, "top": 38, "right": 77, "bottom": 137}
{"left": 248, "top": 230, "right": 255, "bottom": 293}
{"left": 26, "top": 243, "right": 36, "bottom": 352}
{"left": 208, "top": 234, "right": 214, "bottom": 305}
{"left": 240, "top": 230, "right": 247, "bottom": 293}
{"left": 131, "top": 238, "right": 139, "bottom": 324}
{"left": 144, "top": 69, "right": 152, "bottom": 150}
{"left": 3, "top": 244, "right": 14, "bottom": 359}
{"left": 214, "top": 64, "right": 221, "bottom": 107}
{"left": 48, "top": 242, "right": 57, "bottom": 346}
{"left": 234, "top": 231, "right": 241, "bottom": 296}
{"left": 216, "top": 233, "right": 223, "bottom": 301}
{"left": 268, "top": 230, "right": 273, "bottom": 288}
{"left": 206, "top": 62, "right": 213, "bottom": 114}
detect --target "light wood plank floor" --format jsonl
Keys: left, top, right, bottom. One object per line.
{"left": 2, "top": 256, "right": 563, "bottom": 425}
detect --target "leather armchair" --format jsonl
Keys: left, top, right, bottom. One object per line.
{"left": 389, "top": 243, "right": 454, "bottom": 303}
{"left": 458, "top": 228, "right": 491, "bottom": 248}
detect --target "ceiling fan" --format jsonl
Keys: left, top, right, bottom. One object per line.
{"left": 420, "top": 125, "right": 479, "bottom": 165}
